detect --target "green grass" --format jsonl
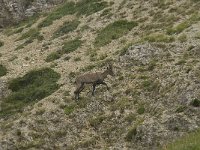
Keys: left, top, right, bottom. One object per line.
{"left": 137, "top": 105, "right": 145, "bottom": 114}
{"left": 15, "top": 28, "right": 43, "bottom": 49}
{"left": 89, "top": 115, "right": 106, "bottom": 128}
{"left": 167, "top": 13, "right": 200, "bottom": 35}
{"left": 62, "top": 38, "right": 83, "bottom": 54}
{"left": 190, "top": 99, "right": 200, "bottom": 107}
{"left": 0, "top": 65, "right": 7, "bottom": 77}
{"left": 0, "top": 41, "right": 4, "bottom": 47}
{"left": 38, "top": 2, "right": 75, "bottom": 28}
{"left": 125, "top": 119, "right": 144, "bottom": 142}
{"left": 75, "top": 0, "right": 108, "bottom": 16}
{"left": 163, "top": 129, "right": 200, "bottom": 150}
{"left": 64, "top": 104, "right": 76, "bottom": 115}
{"left": 0, "top": 68, "right": 60, "bottom": 117}
{"left": 45, "top": 38, "right": 82, "bottom": 62}
{"left": 45, "top": 51, "right": 62, "bottom": 62}
{"left": 178, "top": 34, "right": 187, "bottom": 43}
{"left": 53, "top": 20, "right": 80, "bottom": 38}
{"left": 18, "top": 28, "right": 41, "bottom": 41}
{"left": 38, "top": 0, "right": 108, "bottom": 28}
{"left": 94, "top": 20, "right": 138, "bottom": 47}
{"left": 143, "top": 33, "right": 175, "bottom": 43}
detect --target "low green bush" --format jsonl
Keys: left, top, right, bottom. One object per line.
{"left": 0, "top": 65, "right": 7, "bottom": 77}
{"left": 62, "top": 38, "right": 83, "bottom": 54}
{"left": 45, "top": 51, "right": 62, "bottom": 62}
{"left": 163, "top": 129, "right": 200, "bottom": 150}
{"left": 94, "top": 20, "right": 138, "bottom": 47}
{"left": 0, "top": 41, "right": 4, "bottom": 47}
{"left": 38, "top": 0, "right": 108, "bottom": 28}
{"left": 53, "top": 20, "right": 80, "bottom": 38}
{"left": 0, "top": 68, "right": 60, "bottom": 117}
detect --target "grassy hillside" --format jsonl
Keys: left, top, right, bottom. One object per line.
{"left": 0, "top": 0, "right": 200, "bottom": 149}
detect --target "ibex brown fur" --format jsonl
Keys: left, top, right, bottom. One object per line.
{"left": 74, "top": 64, "right": 114, "bottom": 100}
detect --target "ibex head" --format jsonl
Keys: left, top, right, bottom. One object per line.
{"left": 106, "top": 63, "right": 114, "bottom": 76}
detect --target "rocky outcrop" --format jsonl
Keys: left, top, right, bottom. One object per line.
{"left": 0, "top": 0, "right": 64, "bottom": 28}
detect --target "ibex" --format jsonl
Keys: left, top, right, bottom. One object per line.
{"left": 74, "top": 63, "right": 114, "bottom": 100}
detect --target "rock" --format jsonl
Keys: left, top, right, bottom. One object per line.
{"left": 119, "top": 43, "right": 162, "bottom": 65}
{"left": 0, "top": 0, "right": 65, "bottom": 27}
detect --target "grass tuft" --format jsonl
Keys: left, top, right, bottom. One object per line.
{"left": 45, "top": 38, "right": 82, "bottom": 62}
{"left": 167, "top": 13, "right": 200, "bottom": 35}
{"left": 0, "top": 68, "right": 60, "bottom": 117}
{"left": 0, "top": 65, "right": 7, "bottom": 77}
{"left": 163, "top": 129, "right": 200, "bottom": 150}
{"left": 38, "top": 2, "right": 75, "bottom": 28}
{"left": 94, "top": 20, "right": 138, "bottom": 47}
{"left": 45, "top": 51, "right": 62, "bottom": 62}
{"left": 62, "top": 38, "right": 83, "bottom": 54}
{"left": 38, "top": 0, "right": 107, "bottom": 28}
{"left": 144, "top": 33, "right": 175, "bottom": 43}
{"left": 53, "top": 20, "right": 80, "bottom": 39}
{"left": 0, "top": 41, "right": 4, "bottom": 47}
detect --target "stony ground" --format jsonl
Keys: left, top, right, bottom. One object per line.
{"left": 0, "top": 0, "right": 200, "bottom": 149}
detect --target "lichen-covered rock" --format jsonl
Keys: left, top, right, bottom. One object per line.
{"left": 0, "top": 0, "right": 65, "bottom": 27}
{"left": 120, "top": 43, "right": 162, "bottom": 65}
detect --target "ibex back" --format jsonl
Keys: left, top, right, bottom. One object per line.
{"left": 74, "top": 64, "right": 114, "bottom": 100}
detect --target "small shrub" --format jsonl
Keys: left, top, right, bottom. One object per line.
{"left": 74, "top": 57, "right": 81, "bottom": 61}
{"left": 80, "top": 64, "right": 96, "bottom": 72}
{"left": 0, "top": 65, "right": 7, "bottom": 77}
{"left": 137, "top": 105, "right": 145, "bottom": 114}
{"left": 15, "top": 43, "right": 26, "bottom": 51}
{"left": 35, "top": 108, "right": 45, "bottom": 115}
{"left": 194, "top": 32, "right": 200, "bottom": 39}
{"left": 64, "top": 104, "right": 76, "bottom": 115}
{"left": 0, "top": 68, "right": 60, "bottom": 117}
{"left": 163, "top": 129, "right": 200, "bottom": 150}
{"left": 175, "top": 60, "right": 186, "bottom": 65}
{"left": 64, "top": 56, "right": 71, "bottom": 61}
{"left": 167, "top": 13, "right": 200, "bottom": 35}
{"left": 125, "top": 119, "right": 144, "bottom": 142}
{"left": 100, "top": 8, "right": 112, "bottom": 17}
{"left": 144, "top": 33, "right": 175, "bottom": 43}
{"left": 18, "top": 28, "right": 40, "bottom": 41}
{"left": 110, "top": 98, "right": 131, "bottom": 111}
{"left": 45, "top": 51, "right": 61, "bottom": 62}
{"left": 190, "top": 99, "right": 200, "bottom": 107}
{"left": 53, "top": 20, "right": 80, "bottom": 38}
{"left": 15, "top": 13, "right": 40, "bottom": 28}
{"left": 38, "top": 2, "right": 75, "bottom": 28}
{"left": 0, "top": 41, "right": 4, "bottom": 47}
{"left": 118, "top": 43, "right": 133, "bottom": 56}
{"left": 13, "top": 27, "right": 24, "bottom": 34}
{"left": 175, "top": 106, "right": 187, "bottom": 113}
{"left": 94, "top": 20, "right": 138, "bottom": 47}
{"left": 178, "top": 34, "right": 187, "bottom": 43}
{"left": 75, "top": 0, "right": 108, "bottom": 16}
{"left": 89, "top": 115, "right": 106, "bottom": 128}
{"left": 125, "top": 126, "right": 137, "bottom": 141}
{"left": 125, "top": 113, "right": 136, "bottom": 123}
{"left": 38, "top": 0, "right": 108, "bottom": 28}
{"left": 62, "top": 38, "right": 83, "bottom": 54}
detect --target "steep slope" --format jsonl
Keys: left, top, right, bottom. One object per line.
{"left": 0, "top": 0, "right": 200, "bottom": 149}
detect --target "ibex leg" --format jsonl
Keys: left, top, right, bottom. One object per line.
{"left": 74, "top": 83, "right": 84, "bottom": 100}
{"left": 92, "top": 83, "right": 97, "bottom": 96}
